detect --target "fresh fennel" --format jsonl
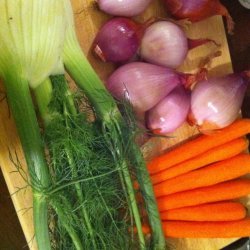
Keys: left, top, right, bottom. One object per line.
{"left": 0, "top": 0, "right": 166, "bottom": 249}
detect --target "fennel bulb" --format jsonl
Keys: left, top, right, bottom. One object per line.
{"left": 0, "top": 0, "right": 65, "bottom": 88}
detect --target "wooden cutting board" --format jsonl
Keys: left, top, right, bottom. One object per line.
{"left": 0, "top": 0, "right": 240, "bottom": 249}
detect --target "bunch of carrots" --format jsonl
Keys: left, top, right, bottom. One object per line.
{"left": 144, "top": 118, "right": 250, "bottom": 238}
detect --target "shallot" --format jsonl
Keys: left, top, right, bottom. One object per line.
{"left": 147, "top": 85, "right": 191, "bottom": 134}
{"left": 163, "top": 0, "right": 234, "bottom": 34}
{"left": 106, "top": 62, "right": 192, "bottom": 113}
{"left": 140, "top": 20, "right": 217, "bottom": 68}
{"left": 93, "top": 17, "right": 142, "bottom": 63}
{"left": 140, "top": 21, "right": 188, "bottom": 68}
{"left": 97, "top": 0, "right": 152, "bottom": 17}
{"left": 189, "top": 72, "right": 250, "bottom": 132}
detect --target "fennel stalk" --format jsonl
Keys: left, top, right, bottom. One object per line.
{"left": 0, "top": 1, "right": 66, "bottom": 249}
{"left": 3, "top": 73, "right": 51, "bottom": 250}
{"left": 64, "top": 28, "right": 146, "bottom": 250}
{"left": 63, "top": 1, "right": 166, "bottom": 249}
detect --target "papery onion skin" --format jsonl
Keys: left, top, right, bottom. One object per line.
{"left": 97, "top": 0, "right": 152, "bottom": 17}
{"left": 140, "top": 21, "right": 188, "bottom": 68}
{"left": 147, "top": 85, "right": 191, "bottom": 134}
{"left": 106, "top": 62, "right": 187, "bottom": 113}
{"left": 93, "top": 18, "right": 141, "bottom": 63}
{"left": 190, "top": 73, "right": 249, "bottom": 131}
{"left": 163, "top": 0, "right": 234, "bottom": 34}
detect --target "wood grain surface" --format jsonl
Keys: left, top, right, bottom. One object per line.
{"left": 0, "top": 0, "right": 246, "bottom": 249}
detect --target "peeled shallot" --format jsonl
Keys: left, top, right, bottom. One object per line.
{"left": 106, "top": 62, "right": 194, "bottom": 113}
{"left": 189, "top": 72, "right": 249, "bottom": 132}
{"left": 147, "top": 85, "right": 191, "bottom": 134}
{"left": 97, "top": 0, "right": 152, "bottom": 17}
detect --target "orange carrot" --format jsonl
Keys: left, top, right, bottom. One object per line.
{"left": 154, "top": 154, "right": 250, "bottom": 197}
{"left": 160, "top": 202, "right": 247, "bottom": 221}
{"left": 147, "top": 119, "right": 250, "bottom": 174}
{"left": 151, "top": 137, "right": 248, "bottom": 184}
{"left": 157, "top": 179, "right": 250, "bottom": 211}
{"left": 142, "top": 218, "right": 250, "bottom": 238}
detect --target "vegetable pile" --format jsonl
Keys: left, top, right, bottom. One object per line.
{"left": 93, "top": 0, "right": 250, "bottom": 242}
{"left": 0, "top": 0, "right": 250, "bottom": 250}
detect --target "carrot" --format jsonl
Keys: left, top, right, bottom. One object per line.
{"left": 142, "top": 218, "right": 250, "bottom": 238}
{"left": 147, "top": 119, "right": 250, "bottom": 174}
{"left": 151, "top": 137, "right": 248, "bottom": 184}
{"left": 160, "top": 202, "right": 247, "bottom": 221}
{"left": 157, "top": 179, "right": 250, "bottom": 211}
{"left": 154, "top": 154, "right": 250, "bottom": 197}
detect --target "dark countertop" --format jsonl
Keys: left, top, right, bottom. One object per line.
{"left": 0, "top": 1, "right": 249, "bottom": 249}
{"left": 222, "top": 1, "right": 250, "bottom": 122}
